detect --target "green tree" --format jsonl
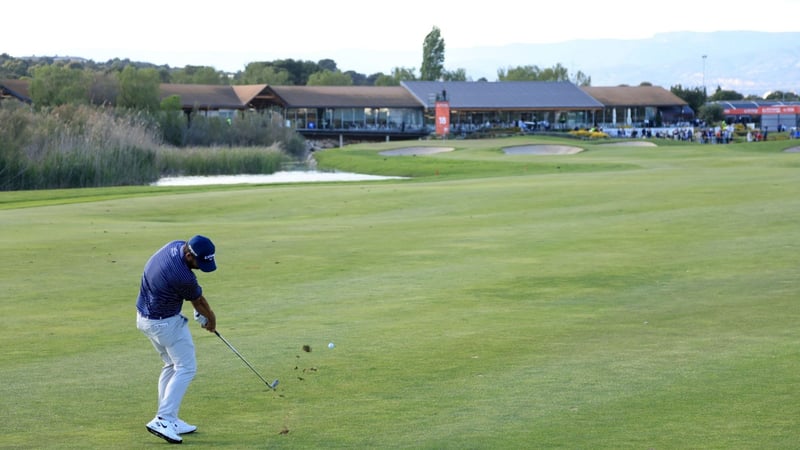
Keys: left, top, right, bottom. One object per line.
{"left": 374, "top": 74, "right": 397, "bottom": 86}
{"left": 307, "top": 70, "right": 353, "bottom": 86}
{"left": 269, "top": 59, "right": 320, "bottom": 85}
{"left": 764, "top": 90, "right": 799, "bottom": 101}
{"left": 171, "top": 66, "right": 226, "bottom": 84}
{"left": 117, "top": 66, "right": 160, "bottom": 111}
{"left": 345, "top": 70, "right": 369, "bottom": 86}
{"left": 420, "top": 26, "right": 445, "bottom": 81}
{"left": 498, "top": 63, "right": 587, "bottom": 83}
{"left": 698, "top": 103, "right": 725, "bottom": 124}
{"left": 0, "top": 54, "right": 30, "bottom": 79}
{"left": 670, "top": 84, "right": 706, "bottom": 117}
{"left": 573, "top": 70, "right": 591, "bottom": 86}
{"left": 239, "top": 62, "right": 292, "bottom": 85}
{"left": 442, "top": 68, "right": 467, "bottom": 81}
{"left": 497, "top": 65, "right": 542, "bottom": 81}
{"left": 498, "top": 63, "right": 585, "bottom": 82}
{"left": 89, "top": 72, "right": 120, "bottom": 106}
{"left": 709, "top": 86, "right": 744, "bottom": 101}
{"left": 105, "top": 58, "right": 131, "bottom": 73}
{"left": 29, "top": 64, "right": 91, "bottom": 106}
{"left": 538, "top": 63, "right": 569, "bottom": 81}
{"left": 374, "top": 67, "right": 417, "bottom": 86}
{"left": 364, "top": 72, "right": 384, "bottom": 86}
{"left": 317, "top": 59, "right": 338, "bottom": 72}
{"left": 159, "top": 95, "right": 187, "bottom": 146}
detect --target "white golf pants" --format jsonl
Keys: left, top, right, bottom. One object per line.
{"left": 137, "top": 313, "right": 197, "bottom": 423}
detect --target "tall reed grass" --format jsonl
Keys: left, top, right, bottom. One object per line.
{"left": 156, "top": 145, "right": 288, "bottom": 176}
{"left": 181, "top": 109, "right": 306, "bottom": 158}
{"left": 0, "top": 102, "right": 299, "bottom": 190}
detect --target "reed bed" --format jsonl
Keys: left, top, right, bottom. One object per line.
{"left": 0, "top": 102, "right": 300, "bottom": 190}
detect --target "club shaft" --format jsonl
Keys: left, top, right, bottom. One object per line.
{"left": 215, "top": 331, "right": 277, "bottom": 389}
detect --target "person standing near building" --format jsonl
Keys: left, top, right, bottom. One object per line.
{"left": 136, "top": 235, "right": 218, "bottom": 444}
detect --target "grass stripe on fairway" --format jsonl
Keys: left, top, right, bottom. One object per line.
{"left": 2, "top": 137, "right": 799, "bottom": 448}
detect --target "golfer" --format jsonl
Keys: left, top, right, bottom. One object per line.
{"left": 136, "top": 235, "right": 218, "bottom": 444}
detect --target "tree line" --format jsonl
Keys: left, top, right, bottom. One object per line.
{"left": 0, "top": 27, "right": 595, "bottom": 105}
{"left": 4, "top": 25, "right": 796, "bottom": 119}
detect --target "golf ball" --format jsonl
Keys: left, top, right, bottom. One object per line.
{"left": 328, "top": 342, "right": 335, "bottom": 349}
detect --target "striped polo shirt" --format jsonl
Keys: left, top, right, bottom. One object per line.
{"left": 136, "top": 240, "right": 203, "bottom": 320}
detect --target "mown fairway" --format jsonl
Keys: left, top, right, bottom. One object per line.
{"left": 2, "top": 136, "right": 799, "bottom": 449}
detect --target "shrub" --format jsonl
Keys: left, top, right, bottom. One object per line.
{"left": 569, "top": 129, "right": 609, "bottom": 139}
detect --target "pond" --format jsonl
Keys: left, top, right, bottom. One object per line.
{"left": 152, "top": 171, "right": 406, "bottom": 186}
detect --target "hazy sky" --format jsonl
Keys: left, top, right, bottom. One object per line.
{"left": 5, "top": 0, "right": 800, "bottom": 76}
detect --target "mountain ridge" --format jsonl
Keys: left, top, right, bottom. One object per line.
{"left": 447, "top": 31, "right": 800, "bottom": 95}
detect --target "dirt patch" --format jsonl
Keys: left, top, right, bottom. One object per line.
{"left": 379, "top": 147, "right": 455, "bottom": 156}
{"left": 596, "top": 141, "right": 657, "bottom": 147}
{"left": 783, "top": 147, "right": 800, "bottom": 153}
{"left": 502, "top": 145, "right": 583, "bottom": 155}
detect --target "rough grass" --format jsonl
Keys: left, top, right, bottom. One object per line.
{"left": 1, "top": 136, "right": 799, "bottom": 448}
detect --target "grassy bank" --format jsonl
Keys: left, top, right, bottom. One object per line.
{"left": 1, "top": 137, "right": 799, "bottom": 448}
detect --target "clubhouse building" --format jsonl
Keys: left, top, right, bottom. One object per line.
{"left": 154, "top": 82, "right": 696, "bottom": 140}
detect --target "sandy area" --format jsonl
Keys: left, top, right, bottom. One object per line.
{"left": 596, "top": 141, "right": 658, "bottom": 147}
{"left": 502, "top": 145, "right": 583, "bottom": 155}
{"left": 783, "top": 147, "right": 800, "bottom": 153}
{"left": 379, "top": 147, "right": 455, "bottom": 156}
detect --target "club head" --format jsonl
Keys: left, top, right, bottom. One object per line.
{"left": 268, "top": 379, "right": 279, "bottom": 390}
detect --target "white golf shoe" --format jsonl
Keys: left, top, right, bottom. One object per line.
{"left": 146, "top": 417, "right": 182, "bottom": 444}
{"left": 174, "top": 418, "right": 197, "bottom": 434}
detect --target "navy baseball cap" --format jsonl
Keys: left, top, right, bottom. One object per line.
{"left": 187, "top": 235, "right": 217, "bottom": 272}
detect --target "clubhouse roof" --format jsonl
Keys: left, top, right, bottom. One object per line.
{"left": 1, "top": 78, "right": 685, "bottom": 113}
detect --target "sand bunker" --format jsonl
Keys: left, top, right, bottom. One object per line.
{"left": 379, "top": 147, "right": 455, "bottom": 156}
{"left": 597, "top": 141, "right": 658, "bottom": 147}
{"left": 502, "top": 145, "right": 583, "bottom": 155}
{"left": 783, "top": 147, "right": 800, "bottom": 153}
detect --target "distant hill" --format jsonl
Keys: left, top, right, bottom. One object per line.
{"left": 447, "top": 31, "right": 800, "bottom": 96}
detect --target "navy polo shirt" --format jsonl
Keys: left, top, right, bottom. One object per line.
{"left": 136, "top": 240, "right": 203, "bottom": 319}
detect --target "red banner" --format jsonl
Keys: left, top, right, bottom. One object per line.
{"left": 724, "top": 106, "right": 800, "bottom": 115}
{"left": 435, "top": 101, "right": 450, "bottom": 135}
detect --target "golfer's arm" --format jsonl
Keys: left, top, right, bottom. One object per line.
{"left": 190, "top": 295, "right": 216, "bottom": 331}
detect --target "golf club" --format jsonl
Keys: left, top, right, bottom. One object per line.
{"left": 215, "top": 331, "right": 279, "bottom": 390}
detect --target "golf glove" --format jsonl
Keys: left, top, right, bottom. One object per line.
{"left": 193, "top": 309, "right": 208, "bottom": 328}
